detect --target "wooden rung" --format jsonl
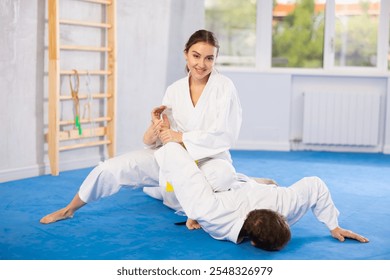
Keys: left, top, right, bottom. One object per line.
{"left": 60, "top": 93, "right": 112, "bottom": 100}
{"left": 59, "top": 116, "right": 111, "bottom": 126}
{"left": 60, "top": 70, "right": 111, "bottom": 75}
{"left": 60, "top": 45, "right": 112, "bottom": 52}
{"left": 79, "top": 0, "right": 112, "bottom": 5}
{"left": 59, "top": 140, "right": 111, "bottom": 152}
{"left": 59, "top": 126, "right": 107, "bottom": 141}
{"left": 47, "top": 0, "right": 116, "bottom": 175}
{"left": 59, "top": 19, "right": 111, "bottom": 28}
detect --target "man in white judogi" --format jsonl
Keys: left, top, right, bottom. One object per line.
{"left": 154, "top": 142, "right": 369, "bottom": 250}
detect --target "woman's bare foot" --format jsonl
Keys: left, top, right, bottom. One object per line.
{"left": 40, "top": 193, "right": 85, "bottom": 224}
{"left": 186, "top": 218, "right": 201, "bottom": 230}
{"left": 40, "top": 208, "right": 74, "bottom": 224}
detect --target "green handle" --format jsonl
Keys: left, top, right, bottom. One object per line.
{"left": 75, "top": 116, "right": 82, "bottom": 135}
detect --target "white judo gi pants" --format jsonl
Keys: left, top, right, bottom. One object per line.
{"left": 78, "top": 148, "right": 237, "bottom": 208}
{"left": 78, "top": 149, "right": 159, "bottom": 203}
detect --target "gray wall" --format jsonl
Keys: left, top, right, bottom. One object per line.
{"left": 0, "top": 0, "right": 204, "bottom": 182}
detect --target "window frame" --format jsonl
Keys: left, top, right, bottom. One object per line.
{"left": 210, "top": 0, "right": 390, "bottom": 73}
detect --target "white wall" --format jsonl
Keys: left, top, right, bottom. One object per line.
{"left": 1, "top": 1, "right": 389, "bottom": 183}
{"left": 0, "top": 0, "right": 44, "bottom": 181}
{"left": 290, "top": 74, "right": 388, "bottom": 153}
{"left": 225, "top": 69, "right": 389, "bottom": 153}
{"left": 222, "top": 71, "right": 292, "bottom": 151}
{"left": 385, "top": 79, "right": 390, "bottom": 154}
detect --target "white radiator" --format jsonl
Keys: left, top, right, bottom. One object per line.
{"left": 302, "top": 91, "right": 381, "bottom": 146}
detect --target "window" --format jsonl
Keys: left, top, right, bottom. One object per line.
{"left": 272, "top": 0, "right": 325, "bottom": 68}
{"left": 204, "top": 0, "right": 386, "bottom": 71}
{"left": 333, "top": 0, "right": 380, "bottom": 67}
{"left": 205, "top": 0, "right": 257, "bottom": 67}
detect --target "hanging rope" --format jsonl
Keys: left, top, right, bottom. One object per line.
{"left": 83, "top": 71, "right": 95, "bottom": 136}
{"left": 69, "top": 69, "right": 82, "bottom": 135}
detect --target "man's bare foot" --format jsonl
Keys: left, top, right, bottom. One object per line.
{"left": 253, "top": 178, "right": 278, "bottom": 185}
{"left": 40, "top": 208, "right": 74, "bottom": 224}
{"left": 186, "top": 218, "right": 201, "bottom": 230}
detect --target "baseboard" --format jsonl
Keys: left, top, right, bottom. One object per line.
{"left": 383, "top": 145, "right": 390, "bottom": 154}
{"left": 0, "top": 165, "right": 44, "bottom": 183}
{"left": 0, "top": 156, "right": 103, "bottom": 183}
{"left": 234, "top": 140, "right": 291, "bottom": 151}
{"left": 293, "top": 143, "right": 383, "bottom": 153}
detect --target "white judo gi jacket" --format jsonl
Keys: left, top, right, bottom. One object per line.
{"left": 155, "top": 143, "right": 340, "bottom": 244}
{"left": 162, "top": 69, "right": 241, "bottom": 161}
{"left": 146, "top": 69, "right": 242, "bottom": 211}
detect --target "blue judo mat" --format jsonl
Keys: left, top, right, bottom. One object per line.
{"left": 1, "top": 150, "right": 390, "bottom": 260}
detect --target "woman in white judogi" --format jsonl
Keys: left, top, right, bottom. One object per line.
{"left": 155, "top": 142, "right": 369, "bottom": 249}
{"left": 40, "top": 30, "right": 242, "bottom": 224}
{"left": 143, "top": 66, "right": 242, "bottom": 213}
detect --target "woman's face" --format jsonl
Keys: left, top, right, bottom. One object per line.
{"left": 185, "top": 42, "right": 217, "bottom": 83}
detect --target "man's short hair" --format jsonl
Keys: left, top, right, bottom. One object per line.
{"left": 245, "top": 209, "right": 291, "bottom": 251}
